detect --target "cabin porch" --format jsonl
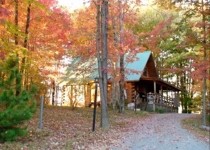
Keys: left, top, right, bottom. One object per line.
{"left": 125, "top": 78, "right": 180, "bottom": 112}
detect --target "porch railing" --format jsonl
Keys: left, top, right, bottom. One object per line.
{"left": 146, "top": 93, "right": 179, "bottom": 112}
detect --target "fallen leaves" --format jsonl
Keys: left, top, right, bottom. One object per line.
{"left": 0, "top": 106, "right": 149, "bottom": 150}
{"left": 1, "top": 108, "right": 207, "bottom": 150}
{"left": 182, "top": 114, "right": 210, "bottom": 143}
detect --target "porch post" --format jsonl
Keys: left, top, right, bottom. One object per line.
{"left": 160, "top": 85, "right": 163, "bottom": 101}
{"left": 154, "top": 81, "right": 157, "bottom": 94}
{"left": 160, "top": 85, "right": 163, "bottom": 109}
{"left": 153, "top": 81, "right": 156, "bottom": 111}
{"left": 154, "top": 81, "right": 157, "bottom": 102}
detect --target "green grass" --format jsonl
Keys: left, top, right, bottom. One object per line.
{"left": 155, "top": 108, "right": 166, "bottom": 113}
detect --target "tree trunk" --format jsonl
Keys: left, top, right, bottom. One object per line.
{"left": 14, "top": 0, "right": 21, "bottom": 96}
{"left": 23, "top": 3, "right": 31, "bottom": 49}
{"left": 21, "top": 2, "right": 31, "bottom": 89}
{"left": 96, "top": 0, "right": 109, "bottom": 129}
{"left": 119, "top": 55, "right": 125, "bottom": 113}
{"left": 14, "top": 0, "right": 19, "bottom": 45}
{"left": 118, "top": 0, "right": 125, "bottom": 113}
{"left": 110, "top": 2, "right": 119, "bottom": 110}
{"left": 52, "top": 80, "right": 55, "bottom": 106}
{"left": 101, "top": 0, "right": 109, "bottom": 128}
{"left": 201, "top": 0, "right": 207, "bottom": 126}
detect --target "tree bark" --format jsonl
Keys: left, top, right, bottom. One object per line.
{"left": 201, "top": 0, "right": 207, "bottom": 126}
{"left": 52, "top": 80, "right": 55, "bottom": 106}
{"left": 21, "top": 2, "right": 31, "bottom": 89}
{"left": 14, "top": 0, "right": 19, "bottom": 45}
{"left": 118, "top": 0, "right": 125, "bottom": 113}
{"left": 14, "top": 0, "right": 21, "bottom": 96}
{"left": 101, "top": 0, "right": 109, "bottom": 128}
{"left": 110, "top": 4, "right": 119, "bottom": 110}
{"left": 23, "top": 2, "right": 31, "bottom": 49}
{"left": 96, "top": 0, "right": 109, "bottom": 129}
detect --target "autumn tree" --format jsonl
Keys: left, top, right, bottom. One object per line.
{"left": 0, "top": 0, "right": 73, "bottom": 140}
{"left": 3, "top": 0, "right": 73, "bottom": 98}
{"left": 147, "top": 0, "right": 209, "bottom": 116}
{"left": 118, "top": 0, "right": 125, "bottom": 113}
{"left": 96, "top": 0, "right": 110, "bottom": 128}
{"left": 197, "top": 0, "right": 209, "bottom": 126}
{"left": 168, "top": 0, "right": 209, "bottom": 119}
{"left": 108, "top": 0, "right": 139, "bottom": 112}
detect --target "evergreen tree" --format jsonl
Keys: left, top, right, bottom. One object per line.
{"left": 0, "top": 55, "right": 37, "bottom": 142}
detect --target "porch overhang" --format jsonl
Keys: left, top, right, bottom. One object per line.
{"left": 140, "top": 77, "right": 181, "bottom": 92}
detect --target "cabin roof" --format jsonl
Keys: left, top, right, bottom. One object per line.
{"left": 125, "top": 51, "right": 151, "bottom": 81}
{"left": 63, "top": 51, "right": 180, "bottom": 91}
{"left": 65, "top": 51, "right": 153, "bottom": 83}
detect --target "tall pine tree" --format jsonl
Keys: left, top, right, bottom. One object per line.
{"left": 0, "top": 55, "right": 37, "bottom": 142}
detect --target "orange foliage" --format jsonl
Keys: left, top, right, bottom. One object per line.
{"left": 0, "top": 0, "right": 73, "bottom": 83}
{"left": 70, "top": 1, "right": 140, "bottom": 63}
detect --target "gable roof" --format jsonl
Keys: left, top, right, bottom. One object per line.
{"left": 62, "top": 51, "right": 154, "bottom": 84}
{"left": 65, "top": 51, "right": 153, "bottom": 83}
{"left": 63, "top": 57, "right": 98, "bottom": 84}
{"left": 125, "top": 51, "right": 152, "bottom": 81}
{"left": 61, "top": 51, "right": 180, "bottom": 91}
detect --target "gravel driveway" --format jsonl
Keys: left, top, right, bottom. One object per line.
{"left": 111, "top": 113, "right": 209, "bottom": 150}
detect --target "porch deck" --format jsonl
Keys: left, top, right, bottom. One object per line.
{"left": 135, "top": 94, "right": 179, "bottom": 112}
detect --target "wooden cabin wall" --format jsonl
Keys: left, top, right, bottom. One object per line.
{"left": 145, "top": 56, "right": 158, "bottom": 78}
{"left": 125, "top": 82, "right": 136, "bottom": 103}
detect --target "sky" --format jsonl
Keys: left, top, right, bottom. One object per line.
{"left": 57, "top": 0, "right": 151, "bottom": 11}
{"left": 58, "top": 0, "right": 88, "bottom": 11}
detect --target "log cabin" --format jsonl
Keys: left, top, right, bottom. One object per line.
{"left": 48, "top": 51, "right": 180, "bottom": 112}
{"left": 124, "top": 51, "right": 180, "bottom": 112}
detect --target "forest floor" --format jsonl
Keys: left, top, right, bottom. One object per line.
{"left": 0, "top": 106, "right": 209, "bottom": 150}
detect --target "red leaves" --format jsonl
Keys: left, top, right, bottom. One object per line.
{"left": 0, "top": 51, "right": 5, "bottom": 59}
{"left": 191, "top": 60, "right": 210, "bottom": 80}
{"left": 0, "top": 6, "right": 8, "bottom": 16}
{"left": 142, "top": 17, "right": 173, "bottom": 52}
{"left": 120, "top": 29, "right": 139, "bottom": 53}
{"left": 38, "top": 0, "right": 58, "bottom": 8}
{"left": 0, "top": 4, "right": 9, "bottom": 23}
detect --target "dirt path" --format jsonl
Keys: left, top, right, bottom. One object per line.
{"left": 111, "top": 114, "right": 209, "bottom": 150}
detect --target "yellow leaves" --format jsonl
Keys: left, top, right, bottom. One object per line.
{"left": 15, "top": 45, "right": 28, "bottom": 56}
